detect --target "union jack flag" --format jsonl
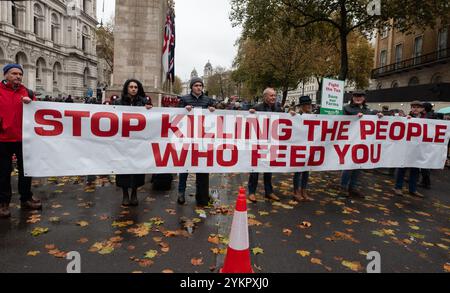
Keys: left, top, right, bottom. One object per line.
{"left": 162, "top": 10, "right": 175, "bottom": 84}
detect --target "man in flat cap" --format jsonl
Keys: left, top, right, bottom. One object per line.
{"left": 0, "top": 64, "right": 42, "bottom": 219}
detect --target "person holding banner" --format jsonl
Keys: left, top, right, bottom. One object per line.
{"left": 340, "top": 90, "right": 383, "bottom": 198}
{"left": 247, "top": 87, "right": 297, "bottom": 203}
{"left": 177, "top": 77, "right": 216, "bottom": 207}
{"left": 0, "top": 64, "right": 42, "bottom": 218}
{"left": 293, "top": 96, "right": 314, "bottom": 202}
{"left": 113, "top": 79, "right": 153, "bottom": 206}
{"left": 393, "top": 101, "right": 425, "bottom": 198}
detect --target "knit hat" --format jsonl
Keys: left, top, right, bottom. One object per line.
{"left": 3, "top": 64, "right": 23, "bottom": 75}
{"left": 190, "top": 77, "right": 204, "bottom": 89}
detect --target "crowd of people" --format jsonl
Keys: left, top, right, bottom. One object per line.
{"left": 0, "top": 63, "right": 449, "bottom": 218}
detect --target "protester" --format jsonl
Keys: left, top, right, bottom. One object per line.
{"left": 340, "top": 90, "right": 383, "bottom": 198}
{"left": 393, "top": 101, "right": 425, "bottom": 198}
{"left": 419, "top": 102, "right": 437, "bottom": 189}
{"left": 0, "top": 64, "right": 42, "bottom": 218}
{"left": 113, "top": 79, "right": 153, "bottom": 206}
{"left": 177, "top": 77, "right": 216, "bottom": 207}
{"left": 247, "top": 87, "right": 296, "bottom": 203}
{"left": 292, "top": 96, "right": 314, "bottom": 202}
{"left": 65, "top": 95, "right": 74, "bottom": 103}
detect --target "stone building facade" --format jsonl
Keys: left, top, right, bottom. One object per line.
{"left": 0, "top": 0, "right": 98, "bottom": 99}
{"left": 368, "top": 20, "right": 450, "bottom": 112}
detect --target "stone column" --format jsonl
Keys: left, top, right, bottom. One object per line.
{"left": 0, "top": 2, "right": 8, "bottom": 23}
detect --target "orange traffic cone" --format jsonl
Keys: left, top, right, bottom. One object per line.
{"left": 220, "top": 187, "right": 254, "bottom": 273}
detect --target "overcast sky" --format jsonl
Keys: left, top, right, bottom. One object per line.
{"left": 97, "top": 0, "right": 242, "bottom": 82}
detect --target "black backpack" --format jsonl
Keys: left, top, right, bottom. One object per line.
{"left": 26, "top": 88, "right": 34, "bottom": 99}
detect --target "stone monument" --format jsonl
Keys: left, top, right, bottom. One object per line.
{"left": 109, "top": 0, "right": 171, "bottom": 105}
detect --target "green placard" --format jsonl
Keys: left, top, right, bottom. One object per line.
{"left": 320, "top": 78, "right": 344, "bottom": 115}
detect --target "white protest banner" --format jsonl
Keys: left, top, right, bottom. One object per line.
{"left": 320, "top": 78, "right": 344, "bottom": 115}
{"left": 23, "top": 102, "right": 450, "bottom": 177}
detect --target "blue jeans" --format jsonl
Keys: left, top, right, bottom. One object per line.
{"left": 341, "top": 170, "right": 360, "bottom": 189}
{"left": 395, "top": 168, "right": 419, "bottom": 193}
{"left": 293, "top": 172, "right": 309, "bottom": 191}
{"left": 248, "top": 173, "right": 273, "bottom": 196}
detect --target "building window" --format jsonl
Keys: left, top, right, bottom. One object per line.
{"left": 83, "top": 68, "right": 89, "bottom": 87}
{"left": 12, "top": 4, "right": 17, "bottom": 27}
{"left": 438, "top": 27, "right": 448, "bottom": 58}
{"left": 33, "top": 17, "right": 38, "bottom": 35}
{"left": 431, "top": 74, "right": 442, "bottom": 84}
{"left": 381, "top": 26, "right": 389, "bottom": 39}
{"left": 413, "top": 36, "right": 423, "bottom": 65}
{"left": 36, "top": 58, "right": 46, "bottom": 83}
{"left": 53, "top": 62, "right": 62, "bottom": 85}
{"left": 83, "top": 0, "right": 89, "bottom": 13}
{"left": 379, "top": 49, "right": 387, "bottom": 72}
{"left": 51, "top": 14, "right": 60, "bottom": 44}
{"left": 33, "top": 4, "right": 44, "bottom": 37}
{"left": 391, "top": 81, "right": 399, "bottom": 88}
{"left": 394, "top": 44, "right": 403, "bottom": 68}
{"left": 408, "top": 76, "right": 419, "bottom": 86}
{"left": 82, "top": 26, "right": 89, "bottom": 52}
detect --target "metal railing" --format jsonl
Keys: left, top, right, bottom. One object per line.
{"left": 372, "top": 47, "right": 450, "bottom": 78}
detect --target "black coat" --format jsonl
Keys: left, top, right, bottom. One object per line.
{"left": 251, "top": 101, "right": 283, "bottom": 113}
{"left": 343, "top": 103, "right": 377, "bottom": 116}
{"left": 113, "top": 95, "right": 150, "bottom": 188}
{"left": 178, "top": 93, "right": 215, "bottom": 109}
{"left": 113, "top": 95, "right": 152, "bottom": 107}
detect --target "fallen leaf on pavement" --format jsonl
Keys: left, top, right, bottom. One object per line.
{"left": 252, "top": 247, "right": 264, "bottom": 255}
{"left": 76, "top": 221, "right": 89, "bottom": 227}
{"left": 144, "top": 250, "right": 158, "bottom": 259}
{"left": 283, "top": 228, "right": 292, "bottom": 236}
{"left": 444, "top": 263, "right": 450, "bottom": 273}
{"left": 112, "top": 220, "right": 134, "bottom": 228}
{"left": 162, "top": 269, "right": 174, "bottom": 273}
{"left": 248, "top": 218, "right": 263, "bottom": 226}
{"left": 191, "top": 257, "right": 204, "bottom": 266}
{"left": 342, "top": 260, "right": 363, "bottom": 272}
{"left": 49, "top": 217, "right": 60, "bottom": 223}
{"left": 138, "top": 259, "right": 154, "bottom": 267}
{"left": 27, "top": 215, "right": 41, "bottom": 224}
{"left": 311, "top": 258, "right": 322, "bottom": 265}
{"left": 31, "top": 227, "right": 49, "bottom": 237}
{"left": 296, "top": 250, "right": 310, "bottom": 257}
{"left": 77, "top": 238, "right": 89, "bottom": 244}
{"left": 27, "top": 251, "right": 40, "bottom": 256}
{"left": 208, "top": 234, "right": 220, "bottom": 245}
{"left": 298, "top": 221, "right": 312, "bottom": 229}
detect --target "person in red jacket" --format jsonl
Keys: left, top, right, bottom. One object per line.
{"left": 0, "top": 64, "right": 42, "bottom": 219}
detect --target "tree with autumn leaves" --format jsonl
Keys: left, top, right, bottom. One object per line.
{"left": 233, "top": 27, "right": 374, "bottom": 105}
{"left": 230, "top": 0, "right": 450, "bottom": 102}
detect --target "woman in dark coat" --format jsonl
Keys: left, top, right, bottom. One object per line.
{"left": 113, "top": 79, "right": 152, "bottom": 206}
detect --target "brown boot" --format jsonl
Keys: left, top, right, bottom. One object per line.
{"left": 348, "top": 188, "right": 365, "bottom": 199}
{"left": 21, "top": 200, "right": 42, "bottom": 211}
{"left": 266, "top": 193, "right": 280, "bottom": 201}
{"left": 248, "top": 193, "right": 257, "bottom": 203}
{"left": 0, "top": 203, "right": 11, "bottom": 219}
{"left": 293, "top": 190, "right": 303, "bottom": 202}
{"left": 302, "top": 189, "right": 314, "bottom": 201}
